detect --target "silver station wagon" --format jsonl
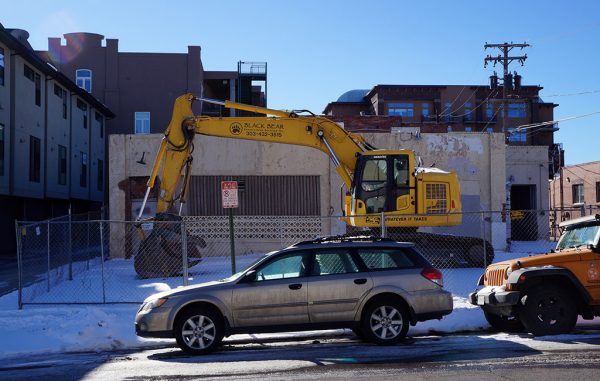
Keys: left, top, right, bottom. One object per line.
{"left": 135, "top": 236, "right": 453, "bottom": 354}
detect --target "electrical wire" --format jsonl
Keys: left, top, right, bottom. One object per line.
{"left": 515, "top": 111, "right": 600, "bottom": 131}
{"left": 542, "top": 89, "right": 600, "bottom": 98}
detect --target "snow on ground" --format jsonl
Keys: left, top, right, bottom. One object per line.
{"left": 0, "top": 240, "right": 596, "bottom": 360}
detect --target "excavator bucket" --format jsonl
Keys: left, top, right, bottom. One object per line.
{"left": 134, "top": 213, "right": 205, "bottom": 278}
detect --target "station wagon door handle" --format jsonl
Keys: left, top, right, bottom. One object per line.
{"left": 289, "top": 283, "right": 302, "bottom": 290}
{"left": 354, "top": 278, "right": 367, "bottom": 285}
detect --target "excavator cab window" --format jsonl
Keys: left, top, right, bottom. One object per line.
{"left": 358, "top": 158, "right": 388, "bottom": 213}
{"left": 354, "top": 155, "right": 412, "bottom": 214}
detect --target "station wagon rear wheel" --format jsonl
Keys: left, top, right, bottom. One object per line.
{"left": 362, "top": 299, "right": 409, "bottom": 345}
{"left": 175, "top": 308, "right": 223, "bottom": 355}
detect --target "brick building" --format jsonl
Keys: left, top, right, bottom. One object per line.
{"left": 324, "top": 84, "right": 559, "bottom": 162}
{"left": 37, "top": 34, "right": 266, "bottom": 137}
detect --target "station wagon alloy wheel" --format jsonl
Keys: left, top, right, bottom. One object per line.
{"left": 370, "top": 306, "right": 403, "bottom": 339}
{"left": 182, "top": 315, "right": 216, "bottom": 350}
{"left": 175, "top": 308, "right": 224, "bottom": 355}
{"left": 362, "top": 299, "right": 409, "bottom": 345}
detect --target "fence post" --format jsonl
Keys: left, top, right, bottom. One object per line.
{"left": 15, "top": 221, "right": 23, "bottom": 310}
{"left": 68, "top": 206, "right": 73, "bottom": 281}
{"left": 86, "top": 212, "right": 91, "bottom": 271}
{"left": 380, "top": 211, "right": 386, "bottom": 238}
{"left": 99, "top": 221, "right": 106, "bottom": 304}
{"left": 481, "top": 212, "right": 488, "bottom": 268}
{"left": 181, "top": 220, "right": 189, "bottom": 286}
{"left": 229, "top": 209, "right": 236, "bottom": 275}
{"left": 47, "top": 220, "right": 51, "bottom": 292}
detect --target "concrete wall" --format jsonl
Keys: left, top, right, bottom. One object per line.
{"left": 506, "top": 145, "right": 551, "bottom": 241}
{"left": 110, "top": 131, "right": 512, "bottom": 253}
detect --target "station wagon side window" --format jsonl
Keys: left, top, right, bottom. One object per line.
{"left": 357, "top": 249, "right": 417, "bottom": 270}
{"left": 255, "top": 252, "right": 308, "bottom": 281}
{"left": 310, "top": 250, "right": 360, "bottom": 276}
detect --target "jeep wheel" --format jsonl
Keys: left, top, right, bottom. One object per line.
{"left": 175, "top": 308, "right": 224, "bottom": 355}
{"left": 484, "top": 311, "right": 523, "bottom": 332}
{"left": 518, "top": 284, "right": 577, "bottom": 336}
{"left": 361, "top": 299, "right": 409, "bottom": 345}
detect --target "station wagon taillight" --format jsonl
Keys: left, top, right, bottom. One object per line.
{"left": 421, "top": 267, "right": 443, "bottom": 287}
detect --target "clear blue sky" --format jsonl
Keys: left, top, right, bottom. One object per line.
{"left": 3, "top": 0, "right": 599, "bottom": 165}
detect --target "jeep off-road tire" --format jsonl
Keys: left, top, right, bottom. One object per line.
{"left": 484, "top": 311, "right": 524, "bottom": 333}
{"left": 361, "top": 298, "right": 409, "bottom": 345}
{"left": 174, "top": 307, "right": 224, "bottom": 355}
{"left": 518, "top": 284, "right": 578, "bottom": 336}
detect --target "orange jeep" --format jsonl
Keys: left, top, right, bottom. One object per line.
{"left": 470, "top": 214, "right": 600, "bottom": 335}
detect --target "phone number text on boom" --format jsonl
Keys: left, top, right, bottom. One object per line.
{"left": 245, "top": 131, "right": 283, "bottom": 138}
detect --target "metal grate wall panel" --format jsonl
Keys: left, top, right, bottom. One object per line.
{"left": 188, "top": 175, "right": 320, "bottom": 216}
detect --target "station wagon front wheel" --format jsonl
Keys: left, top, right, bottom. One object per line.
{"left": 175, "top": 308, "right": 224, "bottom": 355}
{"left": 362, "top": 299, "right": 409, "bottom": 345}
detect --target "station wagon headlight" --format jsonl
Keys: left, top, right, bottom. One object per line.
{"left": 142, "top": 297, "right": 168, "bottom": 312}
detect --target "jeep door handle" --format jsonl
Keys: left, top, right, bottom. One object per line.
{"left": 354, "top": 278, "right": 367, "bottom": 285}
{"left": 289, "top": 283, "right": 302, "bottom": 290}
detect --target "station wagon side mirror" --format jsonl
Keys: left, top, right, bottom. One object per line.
{"left": 242, "top": 270, "right": 257, "bottom": 283}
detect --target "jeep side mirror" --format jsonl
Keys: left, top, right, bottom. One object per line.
{"left": 242, "top": 270, "right": 257, "bottom": 283}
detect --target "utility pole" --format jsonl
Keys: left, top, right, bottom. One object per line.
{"left": 484, "top": 42, "right": 530, "bottom": 133}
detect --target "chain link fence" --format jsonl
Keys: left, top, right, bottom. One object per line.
{"left": 15, "top": 207, "right": 595, "bottom": 308}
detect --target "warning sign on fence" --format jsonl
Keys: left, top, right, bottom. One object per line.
{"left": 221, "top": 181, "right": 239, "bottom": 209}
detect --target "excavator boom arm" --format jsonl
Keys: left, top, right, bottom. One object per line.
{"left": 145, "top": 94, "right": 368, "bottom": 216}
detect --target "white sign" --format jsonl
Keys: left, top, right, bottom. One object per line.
{"left": 221, "top": 181, "right": 239, "bottom": 209}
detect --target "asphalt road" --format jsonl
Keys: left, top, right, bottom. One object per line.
{"left": 1, "top": 328, "right": 600, "bottom": 381}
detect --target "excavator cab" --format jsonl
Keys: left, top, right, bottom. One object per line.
{"left": 345, "top": 151, "right": 462, "bottom": 228}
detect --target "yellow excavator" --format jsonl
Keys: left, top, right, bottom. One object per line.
{"left": 134, "top": 94, "right": 492, "bottom": 278}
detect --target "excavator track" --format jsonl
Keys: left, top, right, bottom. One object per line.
{"left": 134, "top": 213, "right": 205, "bottom": 278}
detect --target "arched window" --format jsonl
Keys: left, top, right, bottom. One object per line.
{"left": 76, "top": 69, "right": 92, "bottom": 92}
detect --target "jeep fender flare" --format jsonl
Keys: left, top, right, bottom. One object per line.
{"left": 507, "top": 266, "right": 591, "bottom": 303}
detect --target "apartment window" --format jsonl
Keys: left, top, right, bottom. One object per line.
{"left": 464, "top": 102, "right": 473, "bottom": 121}
{"left": 34, "top": 73, "right": 41, "bottom": 106}
{"left": 80, "top": 152, "right": 88, "bottom": 188}
{"left": 76, "top": 69, "right": 92, "bottom": 92}
{"left": 0, "top": 124, "right": 4, "bottom": 176}
{"left": 387, "top": 103, "right": 414, "bottom": 117}
{"left": 486, "top": 127, "right": 493, "bottom": 133}
{"left": 508, "top": 103, "right": 527, "bottom": 118}
{"left": 421, "top": 103, "right": 429, "bottom": 118}
{"left": 24, "top": 64, "right": 34, "bottom": 81}
{"left": 596, "top": 182, "right": 600, "bottom": 203}
{"left": 0, "top": 47, "right": 4, "bottom": 86}
{"left": 486, "top": 102, "right": 494, "bottom": 119}
{"left": 464, "top": 127, "right": 472, "bottom": 132}
{"left": 76, "top": 98, "right": 87, "bottom": 111}
{"left": 443, "top": 102, "right": 453, "bottom": 122}
{"left": 507, "top": 128, "right": 527, "bottom": 143}
{"left": 83, "top": 114, "right": 87, "bottom": 129}
{"left": 54, "top": 84, "right": 67, "bottom": 118}
{"left": 135, "top": 112, "right": 151, "bottom": 134}
{"left": 572, "top": 184, "right": 584, "bottom": 204}
{"left": 97, "top": 159, "right": 104, "bottom": 191}
{"left": 29, "top": 136, "right": 41, "bottom": 183}
{"left": 95, "top": 112, "right": 104, "bottom": 138}
{"left": 58, "top": 145, "right": 67, "bottom": 185}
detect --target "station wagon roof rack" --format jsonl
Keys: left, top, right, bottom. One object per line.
{"left": 294, "top": 235, "right": 396, "bottom": 246}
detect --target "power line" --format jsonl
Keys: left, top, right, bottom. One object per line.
{"left": 542, "top": 89, "right": 600, "bottom": 98}
{"left": 515, "top": 111, "right": 600, "bottom": 131}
